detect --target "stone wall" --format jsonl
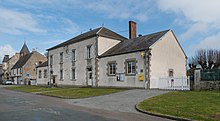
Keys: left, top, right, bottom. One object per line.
{"left": 194, "top": 69, "right": 220, "bottom": 90}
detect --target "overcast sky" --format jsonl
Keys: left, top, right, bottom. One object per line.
{"left": 0, "top": 0, "right": 220, "bottom": 62}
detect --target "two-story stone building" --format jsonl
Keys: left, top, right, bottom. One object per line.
{"left": 46, "top": 21, "right": 187, "bottom": 89}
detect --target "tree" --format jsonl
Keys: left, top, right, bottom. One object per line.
{"left": 189, "top": 49, "right": 220, "bottom": 69}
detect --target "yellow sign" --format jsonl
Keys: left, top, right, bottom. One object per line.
{"left": 138, "top": 73, "right": 144, "bottom": 81}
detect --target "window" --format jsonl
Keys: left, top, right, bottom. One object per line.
{"left": 39, "top": 70, "right": 42, "bottom": 79}
{"left": 20, "top": 68, "right": 22, "bottom": 74}
{"left": 169, "top": 69, "right": 174, "bottom": 77}
{"left": 71, "top": 68, "right": 76, "bottom": 80}
{"left": 108, "top": 63, "right": 116, "bottom": 75}
{"left": 50, "top": 55, "right": 53, "bottom": 67}
{"left": 60, "top": 69, "right": 63, "bottom": 80}
{"left": 72, "top": 49, "right": 76, "bottom": 61}
{"left": 44, "top": 70, "right": 47, "bottom": 78}
{"left": 87, "top": 46, "right": 91, "bottom": 59}
{"left": 127, "top": 60, "right": 136, "bottom": 75}
{"left": 60, "top": 52, "right": 63, "bottom": 63}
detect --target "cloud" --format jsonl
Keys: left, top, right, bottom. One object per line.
{"left": 0, "top": 7, "right": 46, "bottom": 35}
{"left": 157, "top": 0, "right": 220, "bottom": 40}
{"left": 189, "top": 33, "right": 220, "bottom": 52}
{"left": 0, "top": 45, "right": 16, "bottom": 62}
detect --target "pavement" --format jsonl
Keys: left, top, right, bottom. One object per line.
{"left": 0, "top": 85, "right": 172, "bottom": 121}
{"left": 64, "top": 89, "right": 169, "bottom": 113}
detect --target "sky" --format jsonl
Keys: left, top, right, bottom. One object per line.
{"left": 0, "top": 0, "right": 220, "bottom": 62}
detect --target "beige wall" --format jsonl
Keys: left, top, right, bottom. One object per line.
{"left": 149, "top": 30, "right": 187, "bottom": 88}
{"left": 23, "top": 51, "right": 47, "bottom": 80}
{"left": 48, "top": 37, "right": 97, "bottom": 86}
{"left": 99, "top": 52, "right": 146, "bottom": 88}
{"left": 97, "top": 36, "right": 121, "bottom": 55}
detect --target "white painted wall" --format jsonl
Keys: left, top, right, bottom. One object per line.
{"left": 36, "top": 66, "right": 49, "bottom": 85}
{"left": 98, "top": 36, "right": 121, "bottom": 55}
{"left": 99, "top": 52, "right": 146, "bottom": 88}
{"left": 149, "top": 30, "right": 187, "bottom": 88}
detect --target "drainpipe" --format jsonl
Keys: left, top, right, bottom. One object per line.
{"left": 144, "top": 49, "right": 148, "bottom": 89}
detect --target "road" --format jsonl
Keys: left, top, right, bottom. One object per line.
{"left": 0, "top": 86, "right": 172, "bottom": 121}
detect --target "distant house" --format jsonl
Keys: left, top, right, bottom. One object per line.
{"left": 45, "top": 21, "right": 187, "bottom": 89}
{"left": 11, "top": 43, "right": 47, "bottom": 85}
{"left": 0, "top": 64, "right": 3, "bottom": 83}
{"left": 36, "top": 61, "right": 49, "bottom": 85}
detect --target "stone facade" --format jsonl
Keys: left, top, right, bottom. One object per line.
{"left": 36, "top": 66, "right": 49, "bottom": 85}
{"left": 11, "top": 51, "right": 47, "bottom": 85}
{"left": 194, "top": 70, "right": 220, "bottom": 90}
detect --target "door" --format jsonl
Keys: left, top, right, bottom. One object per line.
{"left": 52, "top": 76, "right": 56, "bottom": 84}
{"left": 87, "top": 67, "right": 92, "bottom": 86}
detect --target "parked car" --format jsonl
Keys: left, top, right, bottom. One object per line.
{"left": 2, "top": 80, "right": 13, "bottom": 85}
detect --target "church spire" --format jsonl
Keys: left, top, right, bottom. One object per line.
{"left": 20, "top": 42, "right": 30, "bottom": 57}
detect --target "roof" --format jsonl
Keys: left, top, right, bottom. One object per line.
{"left": 2, "top": 55, "right": 9, "bottom": 62}
{"left": 100, "top": 30, "right": 170, "bottom": 58}
{"left": 11, "top": 53, "right": 33, "bottom": 69}
{"left": 20, "top": 43, "right": 30, "bottom": 55}
{"left": 37, "top": 61, "right": 48, "bottom": 68}
{"left": 47, "top": 27, "right": 127, "bottom": 51}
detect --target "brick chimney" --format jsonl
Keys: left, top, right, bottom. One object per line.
{"left": 129, "top": 21, "right": 136, "bottom": 39}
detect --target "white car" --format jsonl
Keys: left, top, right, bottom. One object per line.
{"left": 3, "top": 80, "right": 13, "bottom": 85}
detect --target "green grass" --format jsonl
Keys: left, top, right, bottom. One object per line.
{"left": 6, "top": 85, "right": 60, "bottom": 93}
{"left": 6, "top": 85, "right": 126, "bottom": 99}
{"left": 138, "top": 91, "right": 220, "bottom": 121}
{"left": 41, "top": 88, "right": 125, "bottom": 99}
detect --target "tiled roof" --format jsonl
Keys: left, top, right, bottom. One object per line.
{"left": 47, "top": 27, "right": 127, "bottom": 51}
{"left": 100, "top": 30, "right": 170, "bottom": 57}
{"left": 37, "top": 60, "right": 48, "bottom": 68}
{"left": 20, "top": 43, "right": 30, "bottom": 55}
{"left": 11, "top": 53, "right": 33, "bottom": 69}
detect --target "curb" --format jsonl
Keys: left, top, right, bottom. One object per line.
{"left": 135, "top": 104, "right": 192, "bottom": 121}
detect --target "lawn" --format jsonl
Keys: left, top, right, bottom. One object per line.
{"left": 6, "top": 86, "right": 126, "bottom": 99}
{"left": 137, "top": 91, "right": 220, "bottom": 121}
{"left": 6, "top": 85, "right": 60, "bottom": 93}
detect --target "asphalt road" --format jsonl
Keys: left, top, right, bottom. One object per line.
{"left": 0, "top": 86, "right": 172, "bottom": 121}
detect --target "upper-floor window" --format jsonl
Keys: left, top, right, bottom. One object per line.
{"left": 50, "top": 55, "right": 53, "bottom": 66}
{"left": 39, "top": 70, "right": 42, "bottom": 79}
{"left": 126, "top": 60, "right": 136, "bottom": 75}
{"left": 169, "top": 69, "right": 174, "bottom": 77}
{"left": 72, "top": 49, "right": 76, "bottom": 61}
{"left": 60, "top": 52, "right": 63, "bottom": 63}
{"left": 108, "top": 63, "right": 116, "bottom": 75}
{"left": 87, "top": 46, "right": 91, "bottom": 59}
{"left": 44, "top": 70, "right": 47, "bottom": 78}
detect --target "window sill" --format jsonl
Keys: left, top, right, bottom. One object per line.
{"left": 108, "top": 74, "right": 116, "bottom": 76}
{"left": 126, "top": 73, "right": 136, "bottom": 76}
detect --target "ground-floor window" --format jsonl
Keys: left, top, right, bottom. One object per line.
{"left": 108, "top": 63, "right": 116, "bottom": 75}
{"left": 39, "top": 70, "right": 42, "bottom": 79}
{"left": 44, "top": 70, "right": 47, "bottom": 78}
{"left": 70, "top": 68, "right": 76, "bottom": 80}
{"left": 60, "top": 69, "right": 64, "bottom": 80}
{"left": 126, "top": 60, "right": 136, "bottom": 75}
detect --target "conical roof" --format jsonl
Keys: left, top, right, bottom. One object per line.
{"left": 20, "top": 42, "right": 30, "bottom": 56}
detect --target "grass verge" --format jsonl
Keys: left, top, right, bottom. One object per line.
{"left": 6, "top": 85, "right": 126, "bottom": 99}
{"left": 137, "top": 91, "right": 220, "bottom": 121}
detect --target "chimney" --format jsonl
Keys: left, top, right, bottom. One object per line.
{"left": 129, "top": 21, "right": 136, "bottom": 39}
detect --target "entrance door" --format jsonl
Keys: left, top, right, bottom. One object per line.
{"left": 87, "top": 67, "right": 92, "bottom": 86}
{"left": 52, "top": 76, "right": 56, "bottom": 84}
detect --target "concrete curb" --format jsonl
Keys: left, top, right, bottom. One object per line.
{"left": 135, "top": 104, "right": 192, "bottom": 121}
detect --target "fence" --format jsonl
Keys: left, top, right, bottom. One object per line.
{"left": 158, "top": 77, "right": 190, "bottom": 90}
{"left": 201, "top": 69, "right": 220, "bottom": 81}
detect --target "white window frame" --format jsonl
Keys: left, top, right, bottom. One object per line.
{"left": 39, "top": 70, "right": 42, "bottom": 79}
{"left": 60, "top": 52, "right": 63, "bottom": 63}
{"left": 127, "top": 61, "right": 136, "bottom": 75}
{"left": 108, "top": 63, "right": 116, "bottom": 75}
{"left": 72, "top": 49, "right": 76, "bottom": 61}
{"left": 44, "top": 69, "right": 47, "bottom": 78}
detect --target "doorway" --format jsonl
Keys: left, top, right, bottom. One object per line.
{"left": 87, "top": 67, "right": 92, "bottom": 86}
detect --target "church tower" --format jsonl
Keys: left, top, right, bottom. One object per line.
{"left": 20, "top": 42, "right": 30, "bottom": 57}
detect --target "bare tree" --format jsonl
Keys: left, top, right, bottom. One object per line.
{"left": 189, "top": 49, "right": 220, "bottom": 70}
